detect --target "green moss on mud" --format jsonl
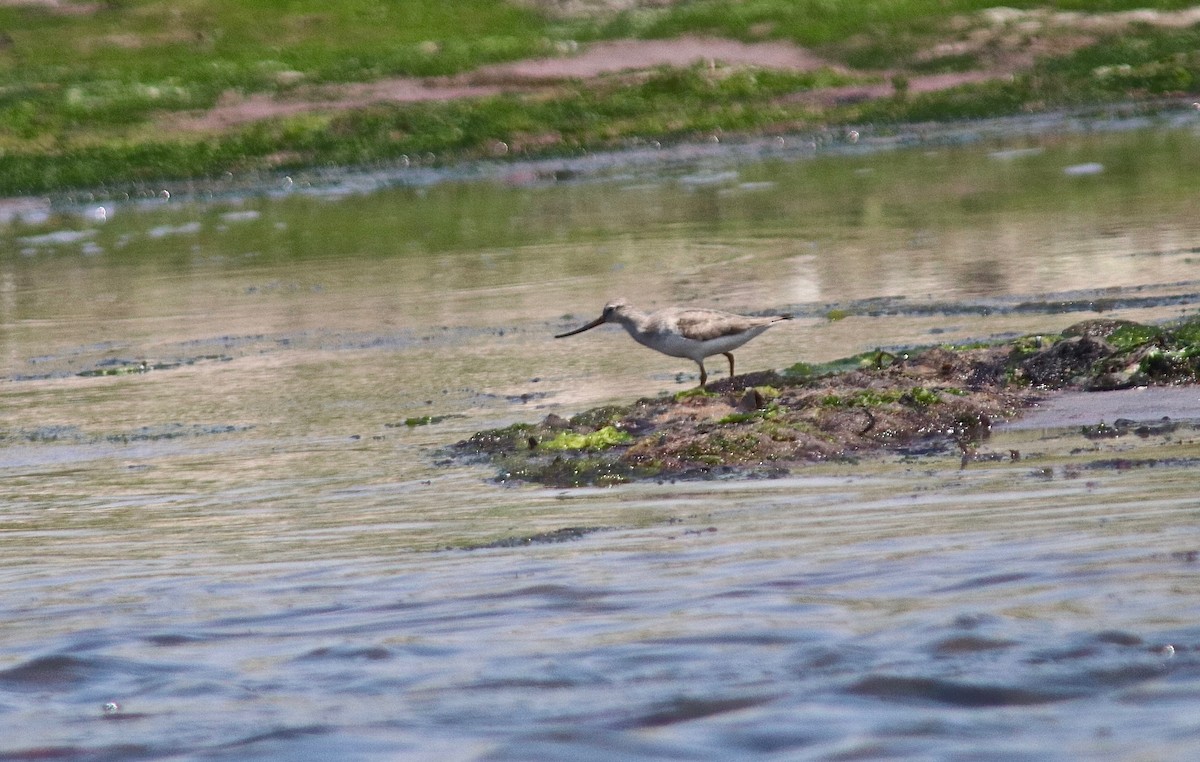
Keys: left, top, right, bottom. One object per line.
{"left": 541, "top": 425, "right": 634, "bottom": 451}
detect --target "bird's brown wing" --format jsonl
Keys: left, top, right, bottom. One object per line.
{"left": 671, "top": 310, "right": 764, "bottom": 342}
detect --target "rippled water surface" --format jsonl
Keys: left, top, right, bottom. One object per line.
{"left": 3, "top": 121, "right": 1200, "bottom": 760}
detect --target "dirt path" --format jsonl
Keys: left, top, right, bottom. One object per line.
{"left": 166, "top": 36, "right": 847, "bottom": 132}
{"left": 474, "top": 36, "right": 838, "bottom": 81}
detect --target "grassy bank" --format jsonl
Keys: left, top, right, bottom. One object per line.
{"left": 1, "top": 1, "right": 1199, "bottom": 196}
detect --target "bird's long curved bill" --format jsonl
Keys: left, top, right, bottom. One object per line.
{"left": 554, "top": 315, "right": 606, "bottom": 338}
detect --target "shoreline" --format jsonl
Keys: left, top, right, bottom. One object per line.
{"left": 10, "top": 100, "right": 1200, "bottom": 220}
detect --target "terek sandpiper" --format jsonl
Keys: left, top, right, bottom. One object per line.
{"left": 555, "top": 298, "right": 792, "bottom": 387}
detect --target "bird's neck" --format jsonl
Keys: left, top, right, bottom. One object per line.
{"left": 612, "top": 309, "right": 651, "bottom": 338}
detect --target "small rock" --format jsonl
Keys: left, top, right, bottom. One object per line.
{"left": 735, "top": 388, "right": 766, "bottom": 412}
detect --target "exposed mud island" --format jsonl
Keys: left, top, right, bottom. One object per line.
{"left": 454, "top": 318, "right": 1200, "bottom": 486}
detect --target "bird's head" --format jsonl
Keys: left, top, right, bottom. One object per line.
{"left": 554, "top": 298, "right": 631, "bottom": 338}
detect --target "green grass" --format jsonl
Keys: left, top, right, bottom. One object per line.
{"left": 0, "top": 0, "right": 558, "bottom": 141}
{"left": 0, "top": 1, "right": 551, "bottom": 81}
{"left": 1036, "top": 25, "right": 1200, "bottom": 102}
{"left": 622, "top": 1, "right": 1200, "bottom": 61}
{"left": 2, "top": 0, "right": 1200, "bottom": 195}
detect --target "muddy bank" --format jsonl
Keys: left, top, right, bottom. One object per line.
{"left": 454, "top": 317, "right": 1200, "bottom": 486}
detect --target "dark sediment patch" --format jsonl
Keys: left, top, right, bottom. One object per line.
{"left": 456, "top": 526, "right": 616, "bottom": 550}
{"left": 75, "top": 355, "right": 233, "bottom": 377}
{"left": 452, "top": 317, "right": 1200, "bottom": 486}
{"left": 848, "top": 674, "right": 1082, "bottom": 706}
{"left": 0, "top": 423, "right": 252, "bottom": 445}
{"left": 1080, "top": 456, "right": 1200, "bottom": 471}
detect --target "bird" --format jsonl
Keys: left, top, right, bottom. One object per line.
{"left": 555, "top": 298, "right": 792, "bottom": 387}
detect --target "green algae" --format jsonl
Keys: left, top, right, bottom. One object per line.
{"left": 494, "top": 452, "right": 656, "bottom": 488}
{"left": 1107, "top": 323, "right": 1164, "bottom": 351}
{"left": 819, "top": 386, "right": 941, "bottom": 408}
{"left": 674, "top": 388, "right": 718, "bottom": 401}
{"left": 1007, "top": 334, "right": 1059, "bottom": 360}
{"left": 1170, "top": 318, "right": 1200, "bottom": 346}
{"left": 540, "top": 425, "right": 634, "bottom": 451}
{"left": 903, "top": 387, "right": 942, "bottom": 407}
{"left": 75, "top": 355, "right": 232, "bottom": 377}
{"left": 782, "top": 350, "right": 887, "bottom": 380}
{"left": 717, "top": 408, "right": 776, "bottom": 425}
{"left": 456, "top": 526, "right": 617, "bottom": 551}
{"left": 397, "top": 414, "right": 465, "bottom": 427}
{"left": 567, "top": 406, "right": 629, "bottom": 429}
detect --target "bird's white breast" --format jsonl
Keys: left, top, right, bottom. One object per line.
{"left": 628, "top": 323, "right": 768, "bottom": 361}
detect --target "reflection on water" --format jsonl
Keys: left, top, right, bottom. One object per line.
{"left": 2, "top": 125, "right": 1200, "bottom": 758}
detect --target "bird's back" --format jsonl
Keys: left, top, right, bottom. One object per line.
{"left": 669, "top": 309, "right": 787, "bottom": 342}
{"left": 626, "top": 307, "right": 787, "bottom": 360}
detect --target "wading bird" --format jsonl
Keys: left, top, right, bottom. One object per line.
{"left": 555, "top": 298, "right": 792, "bottom": 387}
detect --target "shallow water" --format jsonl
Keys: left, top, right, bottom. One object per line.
{"left": 3, "top": 120, "right": 1200, "bottom": 759}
